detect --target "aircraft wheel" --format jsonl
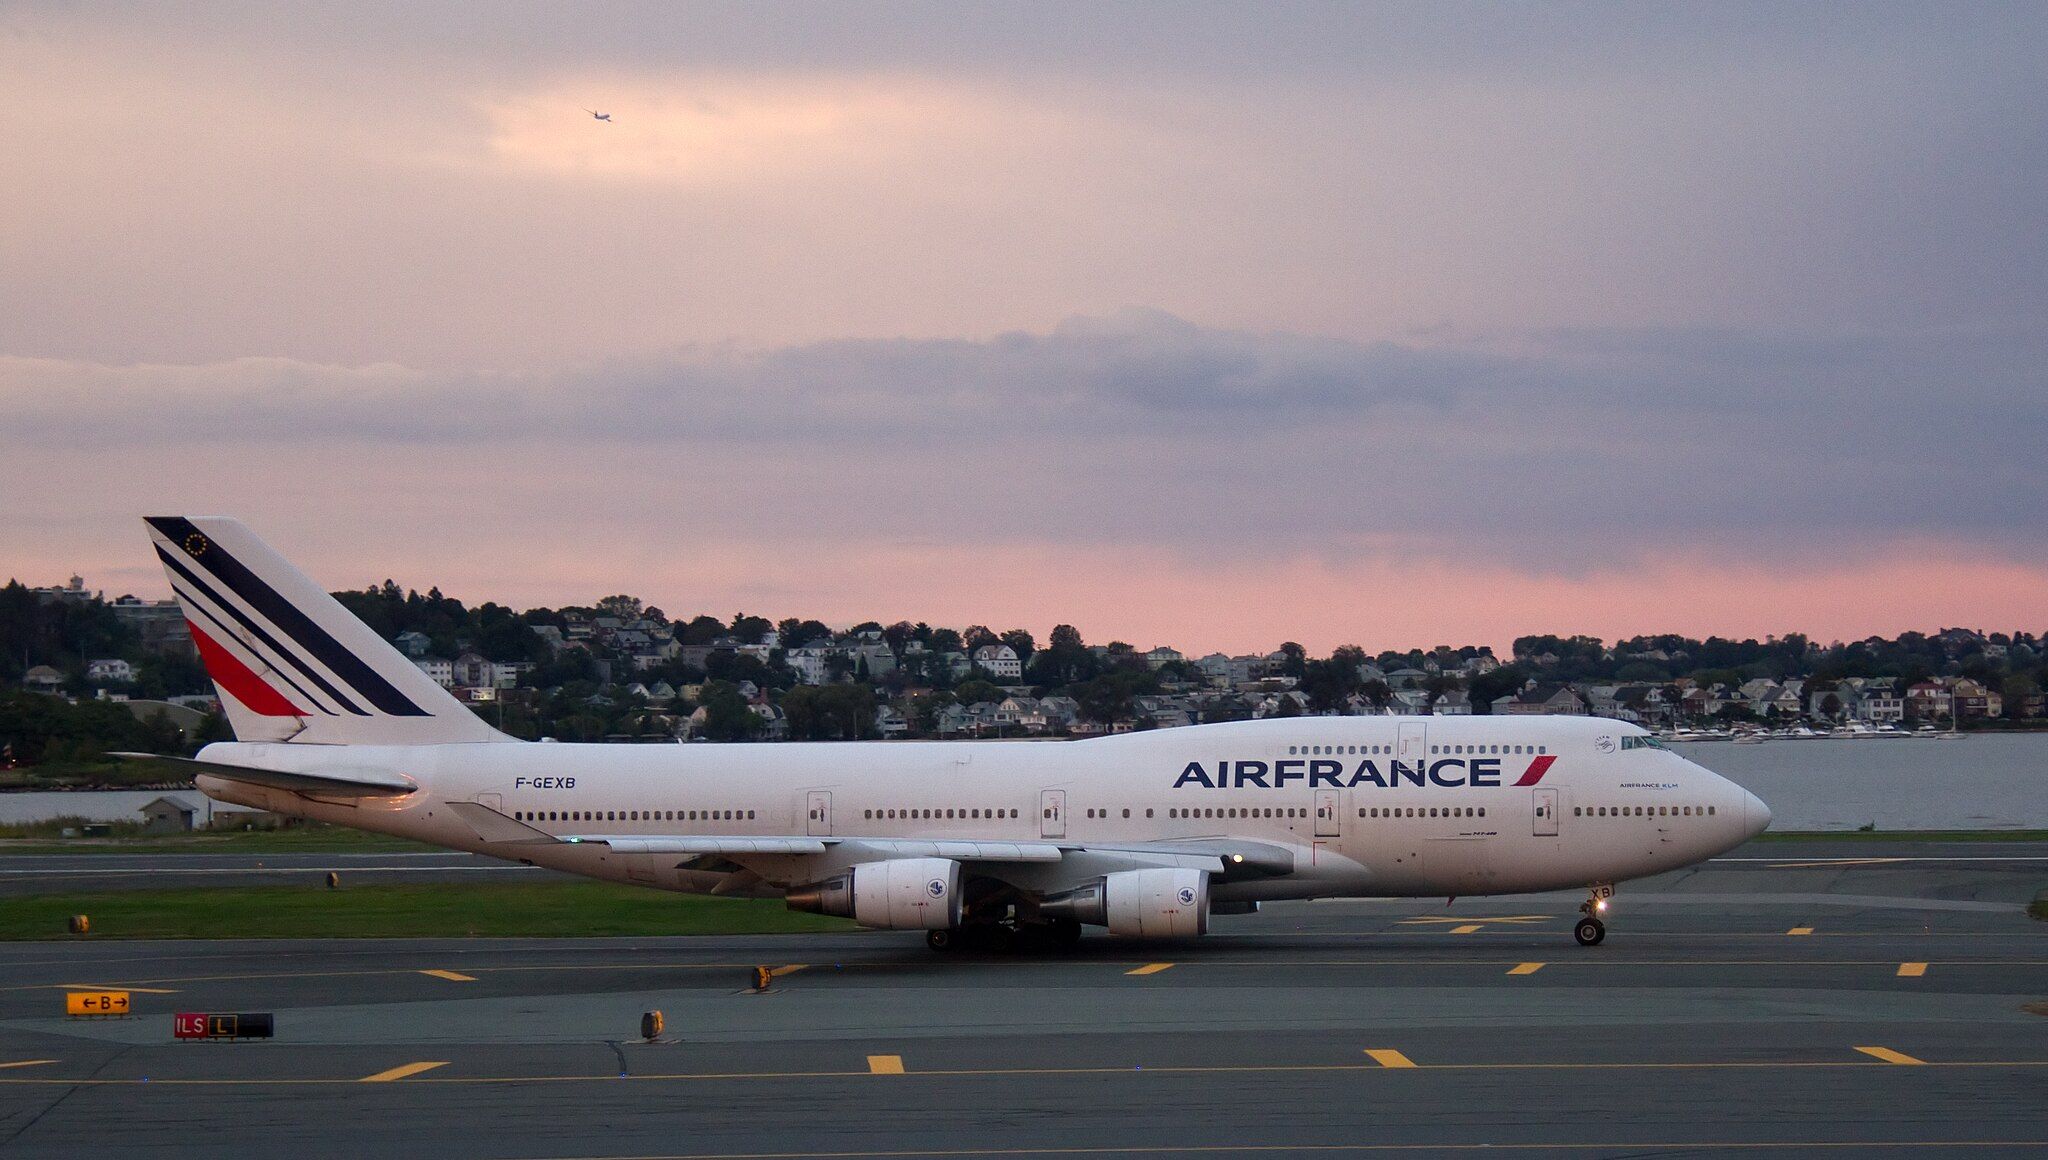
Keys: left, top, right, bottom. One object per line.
{"left": 927, "top": 928, "right": 957, "bottom": 952}
{"left": 1573, "top": 917, "right": 1606, "bottom": 946}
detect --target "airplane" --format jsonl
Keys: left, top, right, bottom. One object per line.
{"left": 585, "top": 109, "right": 612, "bottom": 122}
{"left": 121, "top": 517, "right": 1771, "bottom": 951}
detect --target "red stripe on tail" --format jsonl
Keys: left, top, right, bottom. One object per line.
{"left": 186, "top": 620, "right": 306, "bottom": 717}
{"left": 1513, "top": 754, "right": 1557, "bottom": 786}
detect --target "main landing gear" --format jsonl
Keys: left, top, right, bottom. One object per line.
{"left": 1574, "top": 885, "right": 1613, "bottom": 946}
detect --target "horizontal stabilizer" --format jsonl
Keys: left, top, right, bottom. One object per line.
{"left": 109, "top": 752, "right": 417, "bottom": 797}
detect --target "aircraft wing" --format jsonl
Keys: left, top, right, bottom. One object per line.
{"left": 572, "top": 835, "right": 1065, "bottom": 862}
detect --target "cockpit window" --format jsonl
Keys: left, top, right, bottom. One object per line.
{"left": 1619, "top": 736, "right": 1668, "bottom": 751}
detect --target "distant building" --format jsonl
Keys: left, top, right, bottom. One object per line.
{"left": 23, "top": 665, "right": 65, "bottom": 692}
{"left": 393, "top": 631, "right": 433, "bottom": 658}
{"left": 1495, "top": 685, "right": 1584, "bottom": 716}
{"left": 972, "top": 644, "right": 1022, "bottom": 680}
{"left": 138, "top": 796, "right": 196, "bottom": 834}
{"left": 85, "top": 658, "right": 135, "bottom": 684}
{"left": 413, "top": 658, "right": 455, "bottom": 688}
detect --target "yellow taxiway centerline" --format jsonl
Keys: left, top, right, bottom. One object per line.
{"left": 1508, "top": 962, "right": 1545, "bottom": 975}
{"left": 769, "top": 964, "right": 808, "bottom": 977}
{"left": 56, "top": 983, "right": 179, "bottom": 994}
{"left": 360, "top": 1061, "right": 449, "bottom": 1082}
{"left": 0, "top": 1061, "right": 58, "bottom": 1070}
{"left": 1126, "top": 963, "right": 1175, "bottom": 976}
{"left": 418, "top": 969, "right": 476, "bottom": 982}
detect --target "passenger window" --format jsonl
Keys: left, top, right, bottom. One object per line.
{"left": 1145, "top": 809, "right": 1153, "bottom": 818}
{"left": 1478, "top": 808, "right": 1485, "bottom": 817}
{"left": 1708, "top": 806, "right": 1716, "bottom": 815}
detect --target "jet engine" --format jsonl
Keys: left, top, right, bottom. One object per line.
{"left": 1039, "top": 867, "right": 1210, "bottom": 937}
{"left": 784, "top": 858, "right": 962, "bottom": 930}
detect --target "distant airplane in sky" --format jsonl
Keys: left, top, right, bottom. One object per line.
{"left": 585, "top": 108, "right": 612, "bottom": 122}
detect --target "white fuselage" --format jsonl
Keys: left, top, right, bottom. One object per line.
{"left": 197, "top": 715, "right": 1769, "bottom": 904}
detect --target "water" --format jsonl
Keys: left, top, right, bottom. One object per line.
{"left": 1685, "top": 732, "right": 2048, "bottom": 831}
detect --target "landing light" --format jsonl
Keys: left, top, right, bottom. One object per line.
{"left": 1595, "top": 898, "right": 1609, "bottom": 913}
{"left": 1230, "top": 854, "right": 1244, "bottom": 864}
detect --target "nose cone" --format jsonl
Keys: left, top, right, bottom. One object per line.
{"left": 1741, "top": 788, "right": 1772, "bottom": 840}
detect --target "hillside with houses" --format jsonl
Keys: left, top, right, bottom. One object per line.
{"left": 3, "top": 575, "right": 2043, "bottom": 769}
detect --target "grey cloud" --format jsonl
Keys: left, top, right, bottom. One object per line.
{"left": 4, "top": 311, "right": 2042, "bottom": 570}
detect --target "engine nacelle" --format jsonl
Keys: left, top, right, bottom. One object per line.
{"left": 1041, "top": 868, "right": 1210, "bottom": 938}
{"left": 784, "top": 858, "right": 961, "bottom": 930}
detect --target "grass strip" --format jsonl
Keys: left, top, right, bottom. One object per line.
{"left": 1, "top": 881, "right": 856, "bottom": 940}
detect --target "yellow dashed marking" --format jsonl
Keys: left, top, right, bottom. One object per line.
{"left": 360, "top": 1061, "right": 448, "bottom": 1082}
{"left": 769, "top": 964, "right": 807, "bottom": 977}
{"left": 0, "top": 1060, "right": 57, "bottom": 1070}
{"left": 866, "top": 1054, "right": 905, "bottom": 1074}
{"left": 1898, "top": 962, "right": 1928, "bottom": 977}
{"left": 1448, "top": 924, "right": 1484, "bottom": 935}
{"left": 1365, "top": 1049, "right": 1417, "bottom": 1068}
{"left": 1126, "top": 963, "right": 1175, "bottom": 976}
{"left": 1855, "top": 1046, "right": 1926, "bottom": 1065}
{"left": 418, "top": 970, "right": 475, "bottom": 982}
{"left": 1508, "top": 962, "right": 1545, "bottom": 975}
{"left": 1787, "top": 927, "right": 1815, "bottom": 936}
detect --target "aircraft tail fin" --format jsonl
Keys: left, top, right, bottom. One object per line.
{"left": 145, "top": 516, "right": 512, "bottom": 746}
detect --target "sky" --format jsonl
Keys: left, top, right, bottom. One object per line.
{"left": 3, "top": 2, "right": 2044, "bottom": 655}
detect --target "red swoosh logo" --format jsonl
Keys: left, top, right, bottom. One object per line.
{"left": 1512, "top": 755, "right": 1556, "bottom": 786}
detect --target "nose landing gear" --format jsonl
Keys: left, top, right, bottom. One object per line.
{"left": 1574, "top": 885, "right": 1612, "bottom": 946}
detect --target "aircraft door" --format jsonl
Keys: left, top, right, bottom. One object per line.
{"left": 806, "top": 791, "right": 832, "bottom": 837}
{"left": 1039, "top": 789, "right": 1067, "bottom": 838}
{"left": 1532, "top": 788, "right": 1559, "bottom": 837}
{"left": 1397, "top": 721, "right": 1428, "bottom": 766}
{"left": 1314, "top": 789, "right": 1341, "bottom": 838}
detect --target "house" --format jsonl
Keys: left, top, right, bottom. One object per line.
{"left": 413, "top": 657, "right": 455, "bottom": 688}
{"left": 1495, "top": 685, "right": 1584, "bottom": 716}
{"left": 1906, "top": 680, "right": 1952, "bottom": 720}
{"left": 138, "top": 795, "right": 196, "bottom": 834}
{"left": 785, "top": 646, "right": 835, "bottom": 686}
{"left": 1431, "top": 689, "right": 1472, "bottom": 715}
{"left": 1952, "top": 679, "right": 2002, "bottom": 720}
{"left": 971, "top": 644, "right": 1022, "bottom": 680}
{"left": 874, "top": 706, "right": 909, "bottom": 737}
{"left": 1144, "top": 646, "right": 1186, "bottom": 670}
{"left": 393, "top": 631, "right": 432, "bottom": 658}
{"left": 85, "top": 659, "right": 135, "bottom": 684}
{"left": 855, "top": 643, "right": 898, "bottom": 680}
{"left": 23, "top": 665, "right": 65, "bottom": 691}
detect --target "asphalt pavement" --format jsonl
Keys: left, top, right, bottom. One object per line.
{"left": 0, "top": 840, "right": 2041, "bottom": 1158}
